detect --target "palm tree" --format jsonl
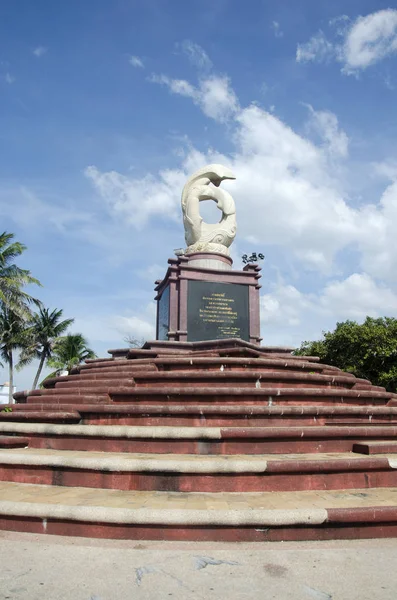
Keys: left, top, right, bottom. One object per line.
{"left": 46, "top": 333, "right": 97, "bottom": 379}
{"left": 21, "top": 307, "right": 75, "bottom": 389}
{"left": 0, "top": 307, "right": 31, "bottom": 403}
{"left": 0, "top": 232, "right": 41, "bottom": 317}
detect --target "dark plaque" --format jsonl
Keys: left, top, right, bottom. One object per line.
{"left": 187, "top": 280, "right": 249, "bottom": 342}
{"left": 157, "top": 285, "right": 170, "bottom": 340}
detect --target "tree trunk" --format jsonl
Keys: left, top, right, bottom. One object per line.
{"left": 32, "top": 351, "right": 47, "bottom": 389}
{"left": 8, "top": 350, "right": 13, "bottom": 405}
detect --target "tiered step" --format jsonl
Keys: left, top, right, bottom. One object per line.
{"left": 1, "top": 481, "right": 397, "bottom": 541}
{"left": 3, "top": 338, "right": 397, "bottom": 541}
{"left": 1, "top": 448, "right": 397, "bottom": 492}
{"left": 3, "top": 422, "right": 397, "bottom": 454}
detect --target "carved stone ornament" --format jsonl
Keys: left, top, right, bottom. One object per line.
{"left": 181, "top": 164, "right": 237, "bottom": 256}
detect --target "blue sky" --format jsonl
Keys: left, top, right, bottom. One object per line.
{"left": 1, "top": 0, "right": 397, "bottom": 390}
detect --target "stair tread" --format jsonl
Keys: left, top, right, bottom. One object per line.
{"left": 8, "top": 403, "right": 397, "bottom": 415}
{"left": 0, "top": 481, "right": 397, "bottom": 525}
{"left": 1, "top": 447, "right": 397, "bottom": 472}
{"left": 2, "top": 422, "right": 397, "bottom": 439}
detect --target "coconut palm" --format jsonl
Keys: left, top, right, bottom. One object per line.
{"left": 0, "top": 232, "right": 41, "bottom": 317}
{"left": 46, "top": 333, "right": 97, "bottom": 379}
{"left": 20, "top": 307, "right": 75, "bottom": 389}
{"left": 0, "top": 307, "right": 31, "bottom": 403}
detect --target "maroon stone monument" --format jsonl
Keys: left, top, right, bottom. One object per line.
{"left": 154, "top": 163, "right": 262, "bottom": 344}
{"left": 155, "top": 252, "right": 262, "bottom": 344}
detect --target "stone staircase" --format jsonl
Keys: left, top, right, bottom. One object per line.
{"left": 1, "top": 338, "right": 397, "bottom": 541}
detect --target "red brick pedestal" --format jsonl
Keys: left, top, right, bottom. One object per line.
{"left": 154, "top": 253, "right": 262, "bottom": 344}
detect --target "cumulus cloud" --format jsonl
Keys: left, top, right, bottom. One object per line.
{"left": 343, "top": 9, "right": 397, "bottom": 73}
{"left": 86, "top": 61, "right": 397, "bottom": 294}
{"left": 296, "top": 9, "right": 397, "bottom": 75}
{"left": 149, "top": 73, "right": 239, "bottom": 122}
{"left": 260, "top": 273, "right": 397, "bottom": 346}
{"left": 296, "top": 31, "right": 335, "bottom": 64}
{"left": 305, "top": 104, "right": 349, "bottom": 157}
{"left": 111, "top": 314, "right": 155, "bottom": 341}
{"left": 84, "top": 165, "right": 184, "bottom": 227}
{"left": 129, "top": 55, "right": 144, "bottom": 68}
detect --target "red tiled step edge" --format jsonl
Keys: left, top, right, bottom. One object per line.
{"left": 21, "top": 387, "right": 393, "bottom": 406}
{"left": 72, "top": 356, "right": 338, "bottom": 373}
{"left": 1, "top": 450, "right": 397, "bottom": 492}
{"left": 1, "top": 484, "right": 397, "bottom": 541}
{"left": 4, "top": 403, "right": 397, "bottom": 428}
{"left": 353, "top": 442, "right": 397, "bottom": 454}
{"left": 3, "top": 422, "right": 397, "bottom": 453}
{"left": 0, "top": 412, "right": 81, "bottom": 423}
{"left": 0, "top": 436, "right": 29, "bottom": 448}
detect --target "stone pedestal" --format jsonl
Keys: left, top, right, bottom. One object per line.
{"left": 154, "top": 253, "right": 262, "bottom": 344}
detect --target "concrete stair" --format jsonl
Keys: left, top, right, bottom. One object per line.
{"left": 1, "top": 481, "right": 397, "bottom": 541}
{"left": 2, "top": 338, "right": 397, "bottom": 541}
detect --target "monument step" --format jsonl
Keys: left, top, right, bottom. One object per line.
{"left": 0, "top": 481, "right": 397, "bottom": 541}
{"left": 353, "top": 442, "right": 397, "bottom": 455}
{"left": 0, "top": 411, "right": 81, "bottom": 423}
{"left": 107, "top": 386, "right": 394, "bottom": 405}
{"left": 0, "top": 436, "right": 29, "bottom": 448}
{"left": 119, "top": 369, "right": 360, "bottom": 387}
{"left": 8, "top": 402, "right": 397, "bottom": 427}
{"left": 53, "top": 383, "right": 137, "bottom": 392}
{"left": 4, "top": 422, "right": 397, "bottom": 454}
{"left": 1, "top": 448, "right": 397, "bottom": 492}
{"left": 26, "top": 394, "right": 109, "bottom": 405}
{"left": 79, "top": 360, "right": 158, "bottom": 371}
{"left": 82, "top": 413, "right": 397, "bottom": 428}
{"left": 80, "top": 356, "right": 342, "bottom": 373}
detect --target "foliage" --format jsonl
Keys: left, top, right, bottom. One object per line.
{"left": 46, "top": 333, "right": 97, "bottom": 379}
{"left": 0, "top": 307, "right": 33, "bottom": 403}
{"left": 294, "top": 317, "right": 397, "bottom": 392}
{"left": 19, "top": 307, "right": 75, "bottom": 389}
{"left": 0, "top": 231, "right": 41, "bottom": 317}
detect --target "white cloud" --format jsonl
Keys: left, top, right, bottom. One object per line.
{"left": 343, "top": 9, "right": 397, "bottom": 73}
{"left": 296, "top": 9, "right": 397, "bottom": 75}
{"left": 305, "top": 104, "right": 349, "bottom": 158}
{"left": 198, "top": 76, "right": 239, "bottom": 121}
{"left": 136, "top": 263, "right": 165, "bottom": 282}
{"left": 129, "top": 55, "right": 144, "bottom": 68}
{"left": 33, "top": 46, "right": 47, "bottom": 58}
{"left": 271, "top": 21, "right": 284, "bottom": 38}
{"left": 320, "top": 273, "right": 397, "bottom": 318}
{"left": 296, "top": 31, "right": 335, "bottom": 64}
{"left": 149, "top": 73, "right": 239, "bottom": 123}
{"left": 87, "top": 69, "right": 397, "bottom": 283}
{"left": 111, "top": 314, "right": 155, "bottom": 342}
{"left": 84, "top": 165, "right": 184, "bottom": 227}
{"left": 149, "top": 74, "right": 196, "bottom": 97}
{"left": 180, "top": 40, "right": 212, "bottom": 70}
{"left": 5, "top": 72, "right": 15, "bottom": 84}
{"left": 260, "top": 273, "right": 397, "bottom": 346}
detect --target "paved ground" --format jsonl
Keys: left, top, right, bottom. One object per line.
{"left": 0, "top": 532, "right": 396, "bottom": 600}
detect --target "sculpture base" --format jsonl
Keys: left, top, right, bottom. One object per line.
{"left": 155, "top": 253, "right": 262, "bottom": 344}
{"left": 185, "top": 242, "right": 231, "bottom": 257}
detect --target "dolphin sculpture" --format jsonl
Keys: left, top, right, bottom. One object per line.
{"left": 181, "top": 164, "right": 237, "bottom": 256}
